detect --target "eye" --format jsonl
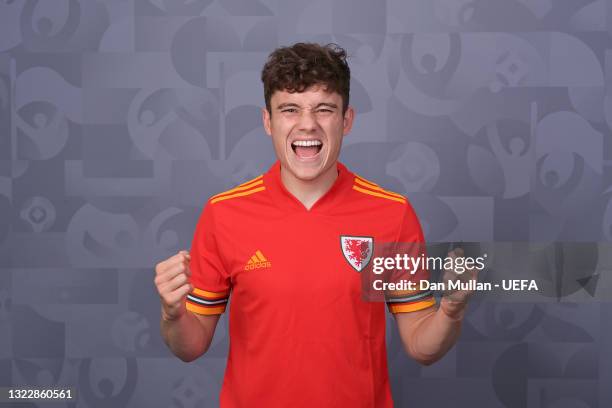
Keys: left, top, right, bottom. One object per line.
{"left": 281, "top": 109, "right": 298, "bottom": 113}
{"left": 317, "top": 109, "right": 332, "bottom": 113}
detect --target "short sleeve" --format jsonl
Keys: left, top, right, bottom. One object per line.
{"left": 185, "top": 201, "right": 231, "bottom": 315}
{"left": 386, "top": 201, "right": 436, "bottom": 314}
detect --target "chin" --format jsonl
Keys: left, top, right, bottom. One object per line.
{"left": 287, "top": 164, "right": 324, "bottom": 181}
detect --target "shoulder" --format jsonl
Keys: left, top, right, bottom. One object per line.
{"left": 207, "top": 174, "right": 267, "bottom": 207}
{"left": 349, "top": 171, "right": 406, "bottom": 204}
{"left": 346, "top": 169, "right": 421, "bottom": 218}
{"left": 197, "top": 174, "right": 268, "bottom": 228}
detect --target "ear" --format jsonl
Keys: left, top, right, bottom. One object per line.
{"left": 262, "top": 107, "right": 272, "bottom": 136}
{"left": 342, "top": 105, "right": 355, "bottom": 136}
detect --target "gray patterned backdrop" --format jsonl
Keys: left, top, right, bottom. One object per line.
{"left": 1, "top": 0, "right": 611, "bottom": 407}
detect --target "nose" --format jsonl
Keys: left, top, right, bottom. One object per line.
{"left": 297, "top": 109, "right": 318, "bottom": 132}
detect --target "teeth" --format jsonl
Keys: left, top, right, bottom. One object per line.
{"left": 292, "top": 140, "right": 322, "bottom": 147}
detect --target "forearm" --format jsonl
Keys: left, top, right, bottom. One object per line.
{"left": 399, "top": 300, "right": 465, "bottom": 365}
{"left": 160, "top": 308, "right": 207, "bottom": 362}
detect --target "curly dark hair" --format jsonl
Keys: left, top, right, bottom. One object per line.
{"left": 261, "top": 42, "right": 350, "bottom": 114}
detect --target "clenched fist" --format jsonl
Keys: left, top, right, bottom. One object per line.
{"left": 155, "top": 250, "right": 193, "bottom": 322}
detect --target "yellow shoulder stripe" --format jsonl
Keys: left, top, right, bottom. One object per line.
{"left": 211, "top": 178, "right": 264, "bottom": 200}
{"left": 211, "top": 186, "right": 265, "bottom": 204}
{"left": 238, "top": 174, "right": 263, "bottom": 187}
{"left": 354, "top": 174, "right": 379, "bottom": 186}
{"left": 353, "top": 185, "right": 406, "bottom": 203}
{"left": 354, "top": 177, "right": 404, "bottom": 199}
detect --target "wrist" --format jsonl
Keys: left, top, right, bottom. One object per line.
{"left": 161, "top": 305, "right": 185, "bottom": 323}
{"left": 440, "top": 297, "right": 467, "bottom": 321}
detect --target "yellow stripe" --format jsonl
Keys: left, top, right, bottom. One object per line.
{"left": 255, "top": 250, "right": 267, "bottom": 262}
{"left": 210, "top": 186, "right": 266, "bottom": 204}
{"left": 247, "top": 258, "right": 254, "bottom": 264}
{"left": 192, "top": 287, "right": 229, "bottom": 299}
{"left": 353, "top": 185, "right": 406, "bottom": 203}
{"left": 354, "top": 177, "right": 404, "bottom": 199}
{"left": 186, "top": 302, "right": 226, "bottom": 315}
{"left": 250, "top": 255, "right": 259, "bottom": 263}
{"left": 354, "top": 174, "right": 380, "bottom": 187}
{"left": 355, "top": 174, "right": 404, "bottom": 196}
{"left": 389, "top": 297, "right": 436, "bottom": 313}
{"left": 238, "top": 174, "right": 263, "bottom": 186}
{"left": 211, "top": 179, "right": 264, "bottom": 200}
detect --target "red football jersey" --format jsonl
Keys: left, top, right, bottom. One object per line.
{"left": 186, "top": 161, "right": 435, "bottom": 407}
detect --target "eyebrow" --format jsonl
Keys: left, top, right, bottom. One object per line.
{"left": 276, "top": 102, "right": 339, "bottom": 110}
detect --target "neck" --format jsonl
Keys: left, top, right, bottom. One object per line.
{"left": 280, "top": 163, "right": 339, "bottom": 210}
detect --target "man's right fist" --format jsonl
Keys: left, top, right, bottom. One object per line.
{"left": 155, "top": 250, "right": 193, "bottom": 321}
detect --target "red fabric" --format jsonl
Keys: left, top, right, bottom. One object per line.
{"left": 188, "top": 161, "right": 433, "bottom": 408}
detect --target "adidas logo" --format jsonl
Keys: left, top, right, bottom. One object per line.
{"left": 244, "top": 250, "right": 272, "bottom": 270}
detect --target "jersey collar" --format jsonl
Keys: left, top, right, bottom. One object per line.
{"left": 264, "top": 160, "right": 353, "bottom": 213}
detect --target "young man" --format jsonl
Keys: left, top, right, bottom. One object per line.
{"left": 155, "top": 43, "right": 473, "bottom": 407}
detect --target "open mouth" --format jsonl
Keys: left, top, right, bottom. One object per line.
{"left": 291, "top": 139, "right": 323, "bottom": 159}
